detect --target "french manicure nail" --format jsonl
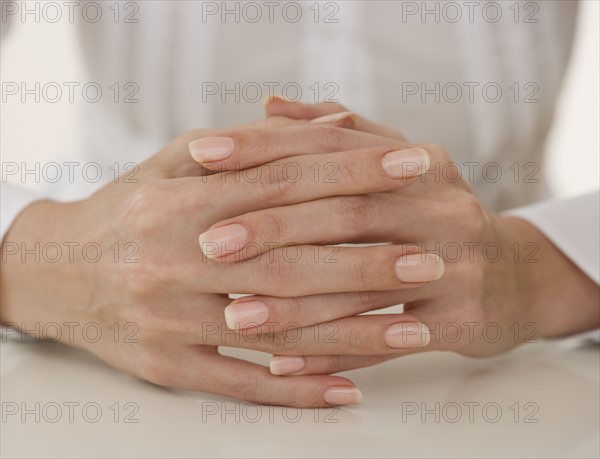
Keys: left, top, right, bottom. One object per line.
{"left": 198, "top": 224, "right": 248, "bottom": 259}
{"left": 189, "top": 136, "right": 235, "bottom": 163}
{"left": 381, "top": 148, "right": 430, "bottom": 178}
{"left": 225, "top": 300, "right": 269, "bottom": 329}
{"left": 269, "top": 356, "right": 305, "bottom": 375}
{"left": 310, "top": 111, "right": 356, "bottom": 124}
{"left": 395, "top": 253, "right": 444, "bottom": 282}
{"left": 323, "top": 387, "right": 363, "bottom": 406}
{"left": 385, "top": 322, "right": 430, "bottom": 348}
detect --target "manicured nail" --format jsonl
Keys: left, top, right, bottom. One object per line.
{"left": 381, "top": 148, "right": 430, "bottom": 178}
{"left": 269, "top": 356, "right": 305, "bottom": 375}
{"left": 189, "top": 137, "right": 235, "bottom": 163}
{"left": 225, "top": 300, "right": 269, "bottom": 329}
{"left": 198, "top": 224, "right": 248, "bottom": 259}
{"left": 323, "top": 387, "right": 363, "bottom": 406}
{"left": 310, "top": 111, "right": 356, "bottom": 124}
{"left": 385, "top": 322, "right": 430, "bottom": 348}
{"left": 395, "top": 253, "right": 444, "bottom": 282}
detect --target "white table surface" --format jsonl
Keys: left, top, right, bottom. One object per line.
{"left": 1, "top": 337, "right": 598, "bottom": 458}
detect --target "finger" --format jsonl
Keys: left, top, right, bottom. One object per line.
{"left": 223, "top": 313, "right": 438, "bottom": 357}
{"left": 202, "top": 244, "right": 445, "bottom": 297}
{"left": 267, "top": 304, "right": 464, "bottom": 375}
{"left": 149, "top": 347, "right": 363, "bottom": 407}
{"left": 162, "top": 117, "right": 311, "bottom": 179}
{"left": 270, "top": 354, "right": 399, "bottom": 376}
{"left": 242, "top": 115, "right": 308, "bottom": 129}
{"left": 223, "top": 289, "right": 423, "bottom": 333}
{"left": 264, "top": 98, "right": 406, "bottom": 140}
{"left": 200, "top": 144, "right": 430, "bottom": 225}
{"left": 199, "top": 194, "right": 442, "bottom": 262}
{"left": 188, "top": 124, "right": 400, "bottom": 169}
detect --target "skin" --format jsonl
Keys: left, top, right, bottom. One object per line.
{"left": 197, "top": 99, "right": 599, "bottom": 374}
{"left": 1, "top": 102, "right": 598, "bottom": 407}
{"left": 0, "top": 117, "right": 436, "bottom": 407}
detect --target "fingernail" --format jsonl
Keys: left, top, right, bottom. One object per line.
{"left": 189, "top": 136, "right": 235, "bottom": 163}
{"left": 310, "top": 111, "right": 356, "bottom": 124}
{"left": 198, "top": 224, "right": 248, "bottom": 259}
{"left": 385, "top": 322, "right": 430, "bottom": 348}
{"left": 395, "top": 253, "right": 444, "bottom": 282}
{"left": 323, "top": 387, "right": 363, "bottom": 406}
{"left": 225, "top": 300, "right": 269, "bottom": 329}
{"left": 269, "top": 356, "right": 305, "bottom": 375}
{"left": 381, "top": 148, "right": 430, "bottom": 178}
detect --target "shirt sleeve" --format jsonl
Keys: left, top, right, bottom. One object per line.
{"left": 504, "top": 191, "right": 600, "bottom": 342}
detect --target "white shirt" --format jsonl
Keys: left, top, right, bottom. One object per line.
{"left": 1, "top": 1, "right": 598, "bottom": 339}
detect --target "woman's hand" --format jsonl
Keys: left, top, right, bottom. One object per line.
{"left": 191, "top": 99, "right": 600, "bottom": 377}
{"left": 1, "top": 117, "right": 444, "bottom": 406}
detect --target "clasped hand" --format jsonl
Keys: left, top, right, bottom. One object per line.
{"left": 4, "top": 100, "right": 582, "bottom": 407}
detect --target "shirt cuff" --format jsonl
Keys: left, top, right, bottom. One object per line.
{"left": 503, "top": 191, "right": 600, "bottom": 284}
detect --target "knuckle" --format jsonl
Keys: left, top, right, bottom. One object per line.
{"left": 337, "top": 156, "right": 367, "bottom": 185}
{"left": 119, "top": 181, "right": 176, "bottom": 230}
{"left": 251, "top": 253, "right": 295, "bottom": 295}
{"left": 356, "top": 255, "right": 379, "bottom": 290}
{"left": 346, "top": 326, "right": 364, "bottom": 350}
{"left": 308, "top": 125, "right": 349, "bottom": 151}
{"left": 265, "top": 331, "right": 294, "bottom": 354}
{"left": 123, "top": 183, "right": 157, "bottom": 217}
{"left": 276, "top": 297, "right": 308, "bottom": 325}
{"left": 125, "top": 262, "right": 166, "bottom": 300}
{"left": 254, "top": 164, "right": 296, "bottom": 202}
{"left": 457, "top": 195, "right": 487, "bottom": 238}
{"left": 227, "top": 128, "right": 272, "bottom": 167}
{"left": 322, "top": 354, "right": 347, "bottom": 371}
{"left": 256, "top": 211, "right": 289, "bottom": 243}
{"left": 354, "top": 290, "right": 383, "bottom": 309}
{"left": 335, "top": 196, "right": 376, "bottom": 237}
{"left": 228, "top": 374, "right": 261, "bottom": 401}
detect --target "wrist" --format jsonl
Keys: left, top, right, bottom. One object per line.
{"left": 0, "top": 199, "right": 92, "bottom": 344}
{"left": 497, "top": 215, "right": 600, "bottom": 339}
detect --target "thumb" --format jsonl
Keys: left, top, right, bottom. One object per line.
{"left": 264, "top": 97, "right": 407, "bottom": 141}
